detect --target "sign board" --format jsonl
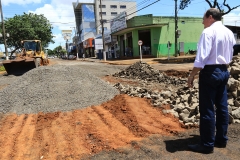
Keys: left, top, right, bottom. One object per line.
{"left": 104, "top": 32, "right": 112, "bottom": 44}
{"left": 95, "top": 39, "right": 103, "bottom": 50}
{"left": 112, "top": 36, "right": 117, "bottom": 42}
{"left": 62, "top": 30, "right": 72, "bottom": 40}
{"left": 110, "top": 12, "right": 127, "bottom": 33}
{"left": 104, "top": 33, "right": 117, "bottom": 44}
{"left": 138, "top": 40, "right": 143, "bottom": 46}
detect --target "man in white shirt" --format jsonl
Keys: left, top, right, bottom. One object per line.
{"left": 188, "top": 8, "right": 236, "bottom": 154}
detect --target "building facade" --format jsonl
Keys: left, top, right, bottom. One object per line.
{"left": 111, "top": 14, "right": 203, "bottom": 58}
{"left": 73, "top": 0, "right": 137, "bottom": 57}
{"left": 94, "top": 0, "right": 136, "bottom": 34}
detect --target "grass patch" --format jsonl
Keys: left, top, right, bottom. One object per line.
{"left": 0, "top": 66, "right": 5, "bottom": 71}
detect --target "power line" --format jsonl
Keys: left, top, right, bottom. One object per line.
{"left": 102, "top": 0, "right": 160, "bottom": 24}
{"left": 82, "top": 0, "right": 165, "bottom": 38}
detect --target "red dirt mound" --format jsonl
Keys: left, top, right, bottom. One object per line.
{"left": 0, "top": 94, "right": 184, "bottom": 159}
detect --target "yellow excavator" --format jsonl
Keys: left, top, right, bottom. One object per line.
{"left": 2, "top": 40, "right": 49, "bottom": 75}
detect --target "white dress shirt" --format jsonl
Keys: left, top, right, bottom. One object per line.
{"left": 194, "top": 21, "right": 236, "bottom": 68}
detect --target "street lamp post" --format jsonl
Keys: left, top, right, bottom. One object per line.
{"left": 0, "top": 0, "right": 9, "bottom": 60}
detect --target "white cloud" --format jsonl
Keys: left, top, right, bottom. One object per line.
{"left": 29, "top": 4, "right": 75, "bottom": 29}
{"left": 50, "top": 33, "right": 67, "bottom": 46}
{"left": 1, "top": 0, "right": 78, "bottom": 49}
{"left": 223, "top": 11, "right": 240, "bottom": 26}
{"left": 2, "top": 0, "right": 42, "bottom": 5}
{"left": 86, "top": 5, "right": 94, "bottom": 13}
{"left": 28, "top": 1, "right": 77, "bottom": 49}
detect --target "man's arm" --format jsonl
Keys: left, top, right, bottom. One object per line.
{"left": 188, "top": 67, "right": 202, "bottom": 88}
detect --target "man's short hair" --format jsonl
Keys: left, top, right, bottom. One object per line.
{"left": 205, "top": 8, "right": 222, "bottom": 21}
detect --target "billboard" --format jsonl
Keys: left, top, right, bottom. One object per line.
{"left": 104, "top": 32, "right": 117, "bottom": 44}
{"left": 110, "top": 12, "right": 127, "bottom": 34}
{"left": 94, "top": 39, "right": 103, "bottom": 50}
{"left": 104, "top": 32, "right": 111, "bottom": 44}
{"left": 62, "top": 30, "right": 72, "bottom": 40}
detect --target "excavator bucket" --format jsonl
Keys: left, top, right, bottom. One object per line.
{"left": 2, "top": 58, "right": 36, "bottom": 75}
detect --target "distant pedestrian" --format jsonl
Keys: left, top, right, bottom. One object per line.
{"left": 187, "top": 8, "right": 236, "bottom": 154}
{"left": 82, "top": 53, "right": 85, "bottom": 61}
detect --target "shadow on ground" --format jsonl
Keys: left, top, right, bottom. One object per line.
{"left": 164, "top": 134, "right": 200, "bottom": 153}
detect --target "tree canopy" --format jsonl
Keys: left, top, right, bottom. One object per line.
{"left": 47, "top": 45, "right": 66, "bottom": 57}
{"left": 0, "top": 12, "right": 54, "bottom": 54}
{"left": 179, "top": 0, "right": 240, "bottom": 16}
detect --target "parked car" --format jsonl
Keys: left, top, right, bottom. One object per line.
{"left": 68, "top": 55, "right": 76, "bottom": 60}
{"left": 233, "top": 44, "right": 240, "bottom": 56}
{"left": 61, "top": 55, "right": 68, "bottom": 59}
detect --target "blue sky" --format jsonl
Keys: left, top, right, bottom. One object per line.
{"left": 0, "top": 0, "right": 240, "bottom": 51}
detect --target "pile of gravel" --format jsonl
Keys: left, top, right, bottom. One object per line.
{"left": 0, "top": 65, "right": 119, "bottom": 114}
{"left": 113, "top": 61, "right": 187, "bottom": 86}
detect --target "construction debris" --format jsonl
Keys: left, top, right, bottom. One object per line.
{"left": 113, "top": 59, "right": 240, "bottom": 126}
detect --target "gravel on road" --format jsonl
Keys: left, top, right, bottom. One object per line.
{"left": 0, "top": 64, "right": 121, "bottom": 114}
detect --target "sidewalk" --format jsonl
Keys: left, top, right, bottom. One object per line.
{"left": 84, "top": 55, "right": 196, "bottom": 65}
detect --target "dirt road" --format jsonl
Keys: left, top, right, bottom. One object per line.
{"left": 0, "top": 59, "right": 239, "bottom": 160}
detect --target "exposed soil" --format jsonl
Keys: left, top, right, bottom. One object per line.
{"left": 0, "top": 94, "right": 184, "bottom": 159}
{"left": 163, "top": 69, "right": 190, "bottom": 78}
{"left": 0, "top": 59, "right": 240, "bottom": 160}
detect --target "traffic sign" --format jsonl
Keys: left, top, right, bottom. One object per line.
{"left": 138, "top": 40, "right": 143, "bottom": 46}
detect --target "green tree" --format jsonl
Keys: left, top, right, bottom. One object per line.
{"left": 46, "top": 49, "right": 54, "bottom": 56}
{"left": 0, "top": 12, "right": 54, "bottom": 55}
{"left": 179, "top": 0, "right": 240, "bottom": 15}
{"left": 53, "top": 45, "right": 62, "bottom": 54}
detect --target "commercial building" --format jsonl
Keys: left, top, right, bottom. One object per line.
{"left": 111, "top": 14, "right": 203, "bottom": 58}
{"left": 72, "top": 0, "right": 137, "bottom": 57}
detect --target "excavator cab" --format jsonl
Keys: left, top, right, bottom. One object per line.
{"left": 2, "top": 40, "right": 49, "bottom": 75}
{"left": 24, "top": 41, "right": 37, "bottom": 51}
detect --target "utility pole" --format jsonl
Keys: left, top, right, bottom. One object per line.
{"left": 0, "top": 0, "right": 8, "bottom": 60}
{"left": 71, "top": 26, "right": 78, "bottom": 60}
{"left": 99, "top": 0, "right": 106, "bottom": 61}
{"left": 174, "top": 0, "right": 178, "bottom": 57}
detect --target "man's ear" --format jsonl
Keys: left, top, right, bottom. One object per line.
{"left": 209, "top": 15, "right": 213, "bottom": 20}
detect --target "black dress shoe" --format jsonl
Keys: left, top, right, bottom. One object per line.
{"left": 188, "top": 144, "right": 213, "bottom": 154}
{"left": 214, "top": 141, "right": 227, "bottom": 148}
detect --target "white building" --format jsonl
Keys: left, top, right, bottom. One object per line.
{"left": 73, "top": 0, "right": 137, "bottom": 44}
{"left": 94, "top": 0, "right": 137, "bottom": 34}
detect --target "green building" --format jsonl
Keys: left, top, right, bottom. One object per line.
{"left": 111, "top": 14, "right": 203, "bottom": 58}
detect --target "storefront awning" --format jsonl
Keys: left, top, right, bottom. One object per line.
{"left": 111, "top": 23, "right": 169, "bottom": 36}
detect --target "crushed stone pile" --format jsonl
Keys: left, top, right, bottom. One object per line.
{"left": 113, "top": 59, "right": 240, "bottom": 126}
{"left": 113, "top": 61, "right": 187, "bottom": 86}
{"left": 0, "top": 65, "right": 119, "bottom": 114}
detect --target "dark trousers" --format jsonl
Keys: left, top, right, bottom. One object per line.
{"left": 199, "top": 65, "right": 229, "bottom": 148}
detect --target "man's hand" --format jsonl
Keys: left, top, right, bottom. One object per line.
{"left": 187, "top": 76, "right": 194, "bottom": 88}
{"left": 187, "top": 67, "right": 201, "bottom": 88}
